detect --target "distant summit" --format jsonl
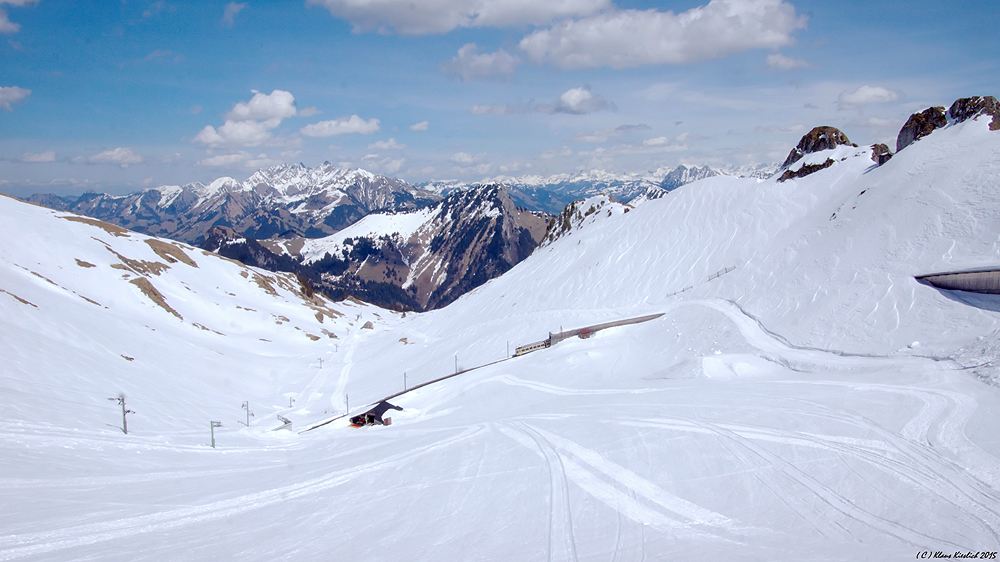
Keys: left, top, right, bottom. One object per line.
{"left": 897, "top": 95, "right": 1000, "bottom": 152}
{"left": 27, "top": 163, "right": 440, "bottom": 244}
{"left": 781, "top": 126, "right": 856, "bottom": 169}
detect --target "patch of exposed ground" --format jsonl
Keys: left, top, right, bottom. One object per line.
{"left": 321, "top": 329, "right": 338, "bottom": 339}
{"left": 192, "top": 323, "right": 225, "bottom": 335}
{"left": 104, "top": 246, "right": 170, "bottom": 276}
{"left": 18, "top": 265, "right": 101, "bottom": 306}
{"left": 0, "top": 288, "right": 37, "bottom": 307}
{"left": 75, "top": 259, "right": 96, "bottom": 268}
{"left": 78, "top": 295, "right": 102, "bottom": 306}
{"left": 251, "top": 272, "right": 279, "bottom": 296}
{"left": 129, "top": 277, "right": 182, "bottom": 319}
{"left": 145, "top": 239, "right": 198, "bottom": 267}
{"left": 203, "top": 250, "right": 246, "bottom": 267}
{"left": 61, "top": 215, "right": 131, "bottom": 237}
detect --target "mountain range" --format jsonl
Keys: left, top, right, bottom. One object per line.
{"left": 28, "top": 163, "right": 440, "bottom": 245}
{"left": 205, "top": 183, "right": 548, "bottom": 311}
{"left": 22, "top": 161, "right": 774, "bottom": 310}
{"left": 3, "top": 96, "right": 999, "bottom": 561}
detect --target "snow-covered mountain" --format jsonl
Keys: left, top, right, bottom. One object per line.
{"left": 28, "top": 162, "right": 440, "bottom": 244}
{"left": 3, "top": 96, "right": 1000, "bottom": 561}
{"left": 419, "top": 164, "right": 776, "bottom": 213}
{"left": 208, "top": 183, "right": 550, "bottom": 311}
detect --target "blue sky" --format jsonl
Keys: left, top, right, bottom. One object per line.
{"left": 0, "top": 0, "right": 997, "bottom": 196}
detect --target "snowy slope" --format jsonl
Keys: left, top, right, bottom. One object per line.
{"left": 2, "top": 107, "right": 1000, "bottom": 561}
{"left": 0, "top": 193, "right": 386, "bottom": 431}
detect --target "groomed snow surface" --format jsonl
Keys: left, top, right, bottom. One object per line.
{"left": 2, "top": 116, "right": 1000, "bottom": 561}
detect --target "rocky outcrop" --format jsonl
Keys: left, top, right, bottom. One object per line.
{"left": 777, "top": 159, "right": 835, "bottom": 182}
{"left": 541, "top": 194, "right": 631, "bottom": 247}
{"left": 947, "top": 96, "right": 1000, "bottom": 130}
{"left": 896, "top": 96, "right": 999, "bottom": 153}
{"left": 896, "top": 106, "right": 947, "bottom": 153}
{"left": 871, "top": 143, "right": 893, "bottom": 165}
{"left": 781, "top": 127, "right": 855, "bottom": 169}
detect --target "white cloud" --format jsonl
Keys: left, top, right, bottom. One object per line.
{"left": 199, "top": 151, "right": 276, "bottom": 169}
{"left": 1, "top": 1, "right": 38, "bottom": 34}
{"left": 766, "top": 52, "right": 812, "bottom": 70}
{"left": 366, "top": 156, "right": 405, "bottom": 175}
{"left": 226, "top": 90, "right": 297, "bottom": 121}
{"left": 538, "top": 146, "right": 573, "bottom": 159}
{"left": 568, "top": 124, "right": 650, "bottom": 143}
{"left": 20, "top": 151, "right": 55, "bottom": 163}
{"left": 519, "top": 0, "right": 806, "bottom": 69}
{"left": 854, "top": 116, "right": 898, "bottom": 128}
{"left": 448, "top": 151, "right": 493, "bottom": 175}
{"left": 442, "top": 43, "right": 520, "bottom": 81}
{"left": 469, "top": 103, "right": 531, "bottom": 115}
{"left": 368, "top": 138, "right": 405, "bottom": 150}
{"left": 470, "top": 87, "right": 611, "bottom": 116}
{"left": 298, "top": 106, "right": 322, "bottom": 117}
{"left": 538, "top": 86, "right": 612, "bottom": 114}
{"left": 450, "top": 152, "right": 476, "bottom": 165}
{"left": 837, "top": 85, "right": 901, "bottom": 110}
{"left": 409, "top": 120, "right": 429, "bottom": 131}
{"left": 753, "top": 124, "right": 806, "bottom": 134}
{"left": 199, "top": 152, "right": 250, "bottom": 167}
{"left": 222, "top": 2, "right": 246, "bottom": 27}
{"left": 87, "top": 147, "right": 144, "bottom": 168}
{"left": 142, "top": 1, "right": 170, "bottom": 18}
{"left": 306, "top": 0, "right": 610, "bottom": 35}
{"left": 300, "top": 115, "right": 381, "bottom": 137}
{"left": 578, "top": 132, "right": 689, "bottom": 158}
{"left": 0, "top": 85, "right": 30, "bottom": 110}
{"left": 0, "top": 8, "right": 19, "bottom": 33}
{"left": 194, "top": 119, "right": 278, "bottom": 148}
{"left": 194, "top": 90, "right": 298, "bottom": 148}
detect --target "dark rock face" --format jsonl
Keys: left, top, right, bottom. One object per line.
{"left": 895, "top": 96, "right": 999, "bottom": 153}
{"left": 871, "top": 143, "right": 893, "bottom": 165}
{"left": 896, "top": 106, "right": 947, "bottom": 152}
{"left": 200, "top": 184, "right": 549, "bottom": 312}
{"left": 948, "top": 96, "right": 1000, "bottom": 130}
{"left": 781, "top": 126, "right": 855, "bottom": 169}
{"left": 777, "top": 159, "right": 835, "bottom": 182}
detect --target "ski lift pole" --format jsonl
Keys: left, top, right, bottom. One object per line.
{"left": 107, "top": 395, "right": 134, "bottom": 435}
{"left": 241, "top": 401, "right": 253, "bottom": 427}
{"left": 210, "top": 421, "right": 222, "bottom": 448}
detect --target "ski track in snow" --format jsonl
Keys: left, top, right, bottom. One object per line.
{"left": 0, "top": 426, "right": 486, "bottom": 560}
{"left": 499, "top": 422, "right": 741, "bottom": 545}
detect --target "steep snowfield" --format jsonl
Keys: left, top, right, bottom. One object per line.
{"left": 2, "top": 114, "right": 1000, "bottom": 561}
{"left": 284, "top": 207, "right": 435, "bottom": 264}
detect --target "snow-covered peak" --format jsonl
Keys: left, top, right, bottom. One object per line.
{"left": 540, "top": 193, "right": 631, "bottom": 247}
